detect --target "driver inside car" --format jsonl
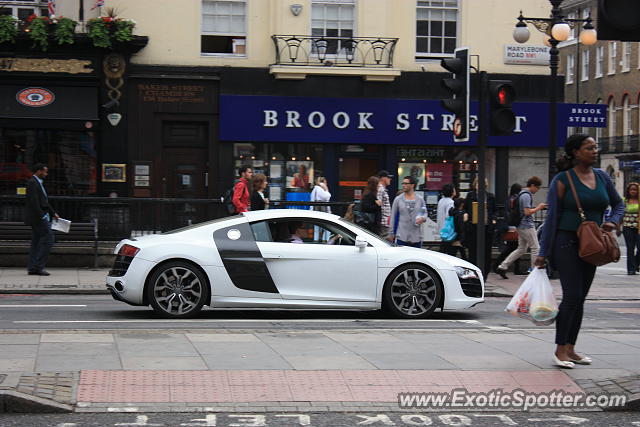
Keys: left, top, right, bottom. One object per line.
{"left": 287, "top": 221, "right": 341, "bottom": 244}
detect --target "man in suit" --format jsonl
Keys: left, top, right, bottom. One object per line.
{"left": 25, "top": 163, "right": 58, "bottom": 276}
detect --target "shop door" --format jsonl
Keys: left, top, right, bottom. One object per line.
{"left": 338, "top": 157, "right": 380, "bottom": 202}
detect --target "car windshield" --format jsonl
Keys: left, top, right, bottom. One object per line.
{"left": 339, "top": 218, "right": 392, "bottom": 246}
{"left": 162, "top": 215, "right": 241, "bottom": 235}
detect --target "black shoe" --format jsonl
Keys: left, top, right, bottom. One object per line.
{"left": 27, "top": 270, "right": 38, "bottom": 275}
{"left": 495, "top": 267, "right": 508, "bottom": 279}
{"left": 629, "top": 272, "right": 637, "bottom": 276}
{"left": 36, "top": 270, "right": 50, "bottom": 276}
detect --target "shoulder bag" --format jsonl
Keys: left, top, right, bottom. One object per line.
{"left": 565, "top": 171, "right": 620, "bottom": 266}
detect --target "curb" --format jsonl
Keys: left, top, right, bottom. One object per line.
{"left": 0, "top": 390, "right": 73, "bottom": 413}
{"left": 0, "top": 289, "right": 108, "bottom": 295}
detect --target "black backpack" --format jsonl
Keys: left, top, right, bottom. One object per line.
{"left": 223, "top": 179, "right": 240, "bottom": 215}
{"left": 507, "top": 191, "right": 530, "bottom": 226}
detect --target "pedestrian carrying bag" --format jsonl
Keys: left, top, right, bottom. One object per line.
{"left": 440, "top": 216, "right": 457, "bottom": 241}
{"left": 566, "top": 171, "right": 620, "bottom": 266}
{"left": 505, "top": 268, "right": 558, "bottom": 326}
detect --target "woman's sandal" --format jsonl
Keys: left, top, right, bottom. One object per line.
{"left": 552, "top": 354, "right": 575, "bottom": 369}
{"left": 569, "top": 356, "right": 592, "bottom": 365}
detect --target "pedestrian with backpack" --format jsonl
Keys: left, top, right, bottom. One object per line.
{"left": 231, "top": 166, "right": 253, "bottom": 214}
{"left": 493, "top": 183, "right": 526, "bottom": 278}
{"left": 496, "top": 176, "right": 546, "bottom": 279}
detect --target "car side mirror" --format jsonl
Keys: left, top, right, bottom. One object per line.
{"left": 355, "top": 235, "right": 368, "bottom": 250}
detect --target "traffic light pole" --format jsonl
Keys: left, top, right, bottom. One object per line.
{"left": 476, "top": 71, "right": 488, "bottom": 277}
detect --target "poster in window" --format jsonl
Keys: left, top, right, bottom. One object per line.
{"left": 286, "top": 161, "right": 314, "bottom": 191}
{"left": 397, "top": 163, "right": 425, "bottom": 190}
{"left": 102, "top": 164, "right": 126, "bottom": 182}
{"left": 424, "top": 163, "right": 453, "bottom": 190}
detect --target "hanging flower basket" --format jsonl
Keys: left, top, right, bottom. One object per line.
{"left": 0, "top": 15, "right": 18, "bottom": 44}
{"left": 86, "top": 16, "right": 135, "bottom": 49}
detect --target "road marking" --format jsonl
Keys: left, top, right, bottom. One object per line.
{"left": 0, "top": 304, "right": 87, "bottom": 308}
{"left": 14, "top": 318, "right": 481, "bottom": 324}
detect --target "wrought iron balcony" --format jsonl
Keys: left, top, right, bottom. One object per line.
{"left": 599, "top": 135, "right": 639, "bottom": 154}
{"left": 272, "top": 35, "right": 398, "bottom": 68}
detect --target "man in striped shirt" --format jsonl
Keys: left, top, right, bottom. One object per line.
{"left": 377, "top": 170, "right": 393, "bottom": 238}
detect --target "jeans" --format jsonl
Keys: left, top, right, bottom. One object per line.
{"left": 498, "top": 227, "right": 540, "bottom": 271}
{"left": 396, "top": 239, "right": 421, "bottom": 248}
{"left": 622, "top": 227, "right": 640, "bottom": 274}
{"left": 553, "top": 230, "right": 596, "bottom": 346}
{"left": 28, "top": 219, "right": 54, "bottom": 273}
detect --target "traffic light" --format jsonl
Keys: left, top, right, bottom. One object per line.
{"left": 597, "top": 0, "right": 640, "bottom": 41}
{"left": 488, "top": 80, "right": 516, "bottom": 136}
{"left": 440, "top": 47, "right": 469, "bottom": 142}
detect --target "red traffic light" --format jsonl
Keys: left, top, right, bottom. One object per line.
{"left": 489, "top": 82, "right": 515, "bottom": 106}
{"left": 498, "top": 88, "right": 508, "bottom": 105}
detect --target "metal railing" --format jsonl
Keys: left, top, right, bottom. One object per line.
{"left": 599, "top": 135, "right": 640, "bottom": 154}
{"left": 0, "top": 196, "right": 353, "bottom": 241}
{"left": 272, "top": 35, "right": 398, "bottom": 67}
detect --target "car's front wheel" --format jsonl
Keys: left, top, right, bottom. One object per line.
{"left": 382, "top": 263, "right": 443, "bottom": 318}
{"left": 147, "top": 261, "right": 209, "bottom": 318}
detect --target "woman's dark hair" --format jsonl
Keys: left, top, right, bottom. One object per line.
{"left": 509, "top": 183, "right": 522, "bottom": 196}
{"left": 625, "top": 182, "right": 639, "bottom": 200}
{"left": 556, "top": 133, "right": 591, "bottom": 171}
{"left": 453, "top": 197, "right": 465, "bottom": 209}
{"left": 364, "top": 175, "right": 379, "bottom": 195}
{"left": 442, "top": 183, "right": 455, "bottom": 198}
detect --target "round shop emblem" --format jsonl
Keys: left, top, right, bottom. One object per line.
{"left": 227, "top": 229, "right": 242, "bottom": 240}
{"left": 16, "top": 87, "right": 55, "bottom": 107}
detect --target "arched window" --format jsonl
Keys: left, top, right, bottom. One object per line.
{"left": 622, "top": 94, "right": 632, "bottom": 136}
{"left": 608, "top": 97, "right": 616, "bottom": 138}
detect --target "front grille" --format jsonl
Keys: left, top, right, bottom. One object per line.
{"left": 108, "top": 255, "right": 134, "bottom": 277}
{"left": 460, "top": 278, "right": 482, "bottom": 298}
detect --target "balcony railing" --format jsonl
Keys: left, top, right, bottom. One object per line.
{"left": 272, "top": 35, "right": 398, "bottom": 68}
{"left": 599, "top": 135, "right": 639, "bottom": 154}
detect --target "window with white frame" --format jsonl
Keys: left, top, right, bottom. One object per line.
{"left": 608, "top": 98, "right": 616, "bottom": 138}
{"left": 0, "top": 1, "right": 49, "bottom": 27}
{"left": 201, "top": 0, "right": 246, "bottom": 55}
{"left": 621, "top": 42, "right": 631, "bottom": 72}
{"left": 595, "top": 46, "right": 604, "bottom": 78}
{"left": 416, "top": 0, "right": 459, "bottom": 56}
{"left": 581, "top": 49, "right": 589, "bottom": 81}
{"left": 568, "top": 11, "right": 577, "bottom": 40}
{"left": 311, "top": 0, "right": 355, "bottom": 56}
{"left": 623, "top": 95, "right": 632, "bottom": 135}
{"left": 566, "top": 54, "right": 574, "bottom": 84}
{"left": 608, "top": 41, "right": 617, "bottom": 74}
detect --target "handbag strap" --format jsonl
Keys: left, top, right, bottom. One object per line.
{"left": 565, "top": 170, "right": 587, "bottom": 222}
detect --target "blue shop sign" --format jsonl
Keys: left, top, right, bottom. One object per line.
{"left": 220, "top": 95, "right": 603, "bottom": 147}
{"left": 558, "top": 103, "right": 607, "bottom": 128}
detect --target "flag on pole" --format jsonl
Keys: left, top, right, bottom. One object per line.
{"left": 47, "top": 0, "right": 55, "bottom": 15}
{"left": 90, "top": 0, "right": 105, "bottom": 11}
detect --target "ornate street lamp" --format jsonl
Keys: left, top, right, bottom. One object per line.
{"left": 513, "top": 1, "right": 597, "bottom": 184}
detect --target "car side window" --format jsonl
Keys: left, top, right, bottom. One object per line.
{"left": 252, "top": 219, "right": 356, "bottom": 246}
{"left": 250, "top": 220, "right": 273, "bottom": 242}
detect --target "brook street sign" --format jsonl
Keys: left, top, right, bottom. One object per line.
{"left": 219, "top": 95, "right": 605, "bottom": 147}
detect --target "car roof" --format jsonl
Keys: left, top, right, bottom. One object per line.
{"left": 242, "top": 209, "right": 341, "bottom": 221}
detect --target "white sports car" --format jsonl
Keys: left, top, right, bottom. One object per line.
{"left": 107, "top": 210, "right": 483, "bottom": 318}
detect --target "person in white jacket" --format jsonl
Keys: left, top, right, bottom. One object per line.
{"left": 310, "top": 177, "right": 332, "bottom": 214}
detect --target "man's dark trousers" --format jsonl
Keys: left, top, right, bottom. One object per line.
{"left": 28, "top": 218, "right": 54, "bottom": 273}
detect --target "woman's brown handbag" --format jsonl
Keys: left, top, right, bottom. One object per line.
{"left": 566, "top": 171, "right": 621, "bottom": 266}
{"left": 502, "top": 229, "right": 519, "bottom": 242}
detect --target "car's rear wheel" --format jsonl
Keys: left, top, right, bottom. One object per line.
{"left": 147, "top": 261, "right": 209, "bottom": 318}
{"left": 382, "top": 263, "right": 443, "bottom": 318}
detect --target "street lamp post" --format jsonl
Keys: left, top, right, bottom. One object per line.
{"left": 513, "top": 0, "right": 597, "bottom": 185}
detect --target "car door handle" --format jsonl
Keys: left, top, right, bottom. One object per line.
{"left": 262, "top": 253, "right": 282, "bottom": 259}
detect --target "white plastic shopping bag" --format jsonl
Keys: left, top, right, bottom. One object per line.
{"left": 51, "top": 218, "right": 71, "bottom": 233}
{"left": 505, "top": 268, "right": 558, "bottom": 326}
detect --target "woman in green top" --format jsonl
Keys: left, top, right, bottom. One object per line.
{"left": 621, "top": 182, "right": 639, "bottom": 275}
{"left": 536, "top": 134, "right": 624, "bottom": 369}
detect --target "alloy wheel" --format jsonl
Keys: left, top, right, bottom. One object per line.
{"left": 389, "top": 268, "right": 438, "bottom": 317}
{"left": 152, "top": 266, "right": 204, "bottom": 316}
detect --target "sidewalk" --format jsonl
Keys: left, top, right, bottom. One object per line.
{"left": 1, "top": 330, "right": 639, "bottom": 413}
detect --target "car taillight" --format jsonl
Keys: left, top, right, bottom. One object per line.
{"left": 119, "top": 244, "right": 140, "bottom": 257}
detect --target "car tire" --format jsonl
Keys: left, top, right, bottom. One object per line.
{"left": 382, "top": 263, "right": 443, "bottom": 319}
{"left": 146, "top": 261, "right": 210, "bottom": 318}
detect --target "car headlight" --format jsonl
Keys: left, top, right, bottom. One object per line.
{"left": 454, "top": 266, "right": 480, "bottom": 280}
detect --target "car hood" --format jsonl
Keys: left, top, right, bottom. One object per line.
{"left": 379, "top": 246, "right": 480, "bottom": 272}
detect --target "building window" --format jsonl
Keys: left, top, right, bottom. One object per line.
{"left": 566, "top": 54, "right": 574, "bottom": 84}
{"left": 0, "top": 1, "right": 49, "bottom": 28}
{"left": 608, "top": 98, "right": 616, "bottom": 138}
{"left": 595, "top": 46, "right": 604, "bottom": 78}
{"left": 311, "top": 0, "right": 355, "bottom": 56}
{"left": 568, "top": 11, "right": 577, "bottom": 40}
{"left": 416, "top": 0, "right": 459, "bottom": 57}
{"left": 581, "top": 49, "right": 589, "bottom": 81}
{"left": 621, "top": 42, "right": 631, "bottom": 72}
{"left": 623, "top": 95, "right": 632, "bottom": 136}
{"left": 201, "top": 0, "right": 246, "bottom": 55}
{"left": 608, "top": 41, "right": 617, "bottom": 75}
